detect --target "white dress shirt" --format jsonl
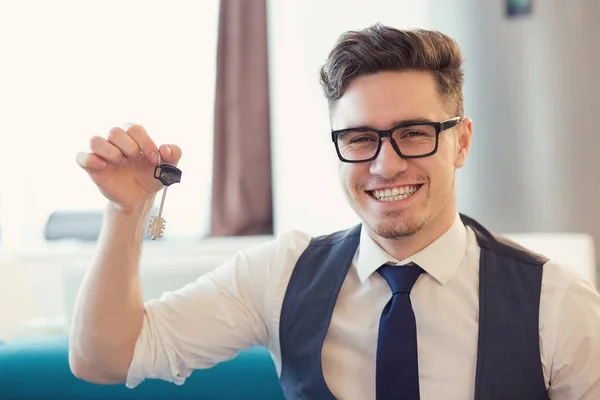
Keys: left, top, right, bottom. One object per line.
{"left": 126, "top": 214, "right": 600, "bottom": 399}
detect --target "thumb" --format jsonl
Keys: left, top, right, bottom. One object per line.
{"left": 158, "top": 144, "right": 182, "bottom": 166}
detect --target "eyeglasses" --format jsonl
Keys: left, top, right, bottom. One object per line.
{"left": 331, "top": 116, "right": 463, "bottom": 163}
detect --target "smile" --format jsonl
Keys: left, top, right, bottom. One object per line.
{"left": 368, "top": 184, "right": 422, "bottom": 202}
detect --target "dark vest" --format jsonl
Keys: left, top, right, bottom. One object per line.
{"left": 278, "top": 214, "right": 550, "bottom": 400}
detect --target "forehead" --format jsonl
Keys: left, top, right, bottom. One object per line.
{"left": 330, "top": 70, "right": 448, "bottom": 130}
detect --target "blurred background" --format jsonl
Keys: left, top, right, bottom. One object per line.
{"left": 0, "top": 0, "right": 598, "bottom": 339}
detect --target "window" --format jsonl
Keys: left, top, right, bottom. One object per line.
{"left": 0, "top": 0, "right": 220, "bottom": 252}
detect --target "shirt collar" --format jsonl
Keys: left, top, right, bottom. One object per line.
{"left": 356, "top": 213, "right": 468, "bottom": 285}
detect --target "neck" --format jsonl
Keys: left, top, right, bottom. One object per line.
{"left": 369, "top": 203, "right": 458, "bottom": 261}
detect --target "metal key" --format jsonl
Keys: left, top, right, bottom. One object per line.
{"left": 148, "top": 153, "right": 182, "bottom": 240}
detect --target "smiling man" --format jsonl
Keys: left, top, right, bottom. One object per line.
{"left": 331, "top": 68, "right": 469, "bottom": 260}
{"left": 70, "top": 25, "right": 600, "bottom": 400}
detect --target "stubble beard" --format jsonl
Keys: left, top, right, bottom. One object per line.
{"left": 365, "top": 182, "right": 433, "bottom": 240}
{"left": 369, "top": 205, "right": 431, "bottom": 239}
{"left": 367, "top": 173, "right": 456, "bottom": 240}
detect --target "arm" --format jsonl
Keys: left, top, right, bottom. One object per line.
{"left": 69, "top": 123, "right": 300, "bottom": 387}
{"left": 123, "top": 237, "right": 282, "bottom": 388}
{"left": 68, "top": 124, "right": 180, "bottom": 383}
{"left": 68, "top": 200, "right": 152, "bottom": 384}
{"left": 70, "top": 206, "right": 279, "bottom": 387}
{"left": 545, "top": 262, "right": 600, "bottom": 399}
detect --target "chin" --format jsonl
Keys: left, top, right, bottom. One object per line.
{"left": 367, "top": 211, "right": 429, "bottom": 240}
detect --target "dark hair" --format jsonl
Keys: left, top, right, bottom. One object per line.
{"left": 319, "top": 24, "right": 464, "bottom": 116}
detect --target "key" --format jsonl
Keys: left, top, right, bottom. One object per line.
{"left": 147, "top": 153, "right": 182, "bottom": 240}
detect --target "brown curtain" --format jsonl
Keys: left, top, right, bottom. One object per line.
{"left": 210, "top": 0, "right": 273, "bottom": 236}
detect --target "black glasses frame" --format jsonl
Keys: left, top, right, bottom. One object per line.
{"left": 331, "top": 116, "right": 463, "bottom": 163}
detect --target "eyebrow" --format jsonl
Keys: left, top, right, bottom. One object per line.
{"left": 339, "top": 117, "right": 435, "bottom": 131}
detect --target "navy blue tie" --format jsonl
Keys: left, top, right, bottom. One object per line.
{"left": 376, "top": 262, "right": 424, "bottom": 400}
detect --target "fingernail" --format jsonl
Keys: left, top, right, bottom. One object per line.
{"left": 165, "top": 145, "right": 173, "bottom": 156}
{"left": 151, "top": 152, "right": 158, "bottom": 163}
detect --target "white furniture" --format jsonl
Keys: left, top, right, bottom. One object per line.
{"left": 2, "top": 231, "right": 597, "bottom": 339}
{"left": 0, "top": 258, "right": 37, "bottom": 340}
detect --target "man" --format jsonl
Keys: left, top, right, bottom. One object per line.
{"left": 70, "top": 24, "right": 600, "bottom": 399}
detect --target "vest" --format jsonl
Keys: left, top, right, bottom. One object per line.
{"left": 279, "top": 214, "right": 550, "bottom": 400}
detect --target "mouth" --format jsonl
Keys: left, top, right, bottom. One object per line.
{"left": 367, "top": 184, "right": 423, "bottom": 202}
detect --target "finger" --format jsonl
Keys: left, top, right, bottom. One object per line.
{"left": 76, "top": 151, "right": 107, "bottom": 170}
{"left": 107, "top": 127, "right": 141, "bottom": 158}
{"left": 89, "top": 135, "right": 126, "bottom": 165}
{"left": 125, "top": 124, "right": 159, "bottom": 163}
{"left": 158, "top": 144, "right": 182, "bottom": 166}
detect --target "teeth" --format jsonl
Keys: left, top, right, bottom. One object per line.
{"left": 372, "top": 185, "right": 419, "bottom": 201}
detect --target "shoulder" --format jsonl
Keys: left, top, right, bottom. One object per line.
{"left": 540, "top": 259, "right": 600, "bottom": 392}
{"left": 225, "top": 229, "right": 313, "bottom": 271}
{"left": 539, "top": 259, "right": 600, "bottom": 348}
{"left": 242, "top": 229, "right": 314, "bottom": 277}
{"left": 461, "top": 215, "right": 549, "bottom": 266}
{"left": 253, "top": 226, "right": 361, "bottom": 281}
{"left": 541, "top": 259, "right": 598, "bottom": 303}
{"left": 262, "top": 225, "right": 360, "bottom": 260}
{"left": 270, "top": 229, "right": 315, "bottom": 264}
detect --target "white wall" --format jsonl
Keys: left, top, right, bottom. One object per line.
{"left": 268, "top": 0, "right": 431, "bottom": 236}
{"left": 0, "top": 0, "right": 221, "bottom": 334}
{"left": 429, "top": 0, "right": 600, "bottom": 282}
{"left": 0, "top": 0, "right": 219, "bottom": 254}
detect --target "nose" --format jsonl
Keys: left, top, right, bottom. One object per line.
{"left": 369, "top": 138, "right": 409, "bottom": 179}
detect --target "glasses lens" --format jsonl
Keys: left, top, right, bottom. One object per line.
{"left": 391, "top": 124, "right": 437, "bottom": 156}
{"left": 336, "top": 130, "right": 379, "bottom": 161}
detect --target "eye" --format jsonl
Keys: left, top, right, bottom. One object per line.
{"left": 405, "top": 130, "right": 427, "bottom": 137}
{"left": 337, "top": 130, "right": 379, "bottom": 146}
{"left": 394, "top": 126, "right": 436, "bottom": 140}
{"left": 350, "top": 135, "right": 377, "bottom": 144}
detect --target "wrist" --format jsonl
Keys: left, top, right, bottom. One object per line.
{"left": 106, "top": 196, "right": 156, "bottom": 219}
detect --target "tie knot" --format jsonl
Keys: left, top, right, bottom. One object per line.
{"left": 377, "top": 262, "right": 424, "bottom": 294}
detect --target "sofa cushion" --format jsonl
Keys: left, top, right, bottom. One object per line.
{"left": 0, "top": 335, "right": 284, "bottom": 399}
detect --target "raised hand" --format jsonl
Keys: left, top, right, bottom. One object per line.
{"left": 76, "top": 124, "right": 182, "bottom": 214}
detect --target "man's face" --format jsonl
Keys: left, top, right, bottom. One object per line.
{"left": 331, "top": 71, "right": 472, "bottom": 240}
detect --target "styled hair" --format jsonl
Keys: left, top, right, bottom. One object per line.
{"left": 319, "top": 24, "right": 464, "bottom": 116}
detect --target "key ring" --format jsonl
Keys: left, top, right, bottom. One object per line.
{"left": 153, "top": 148, "right": 182, "bottom": 186}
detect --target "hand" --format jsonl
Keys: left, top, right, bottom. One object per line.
{"left": 76, "top": 124, "right": 182, "bottom": 214}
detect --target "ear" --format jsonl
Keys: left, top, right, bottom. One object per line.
{"left": 454, "top": 118, "right": 472, "bottom": 169}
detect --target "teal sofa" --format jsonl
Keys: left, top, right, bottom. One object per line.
{"left": 0, "top": 335, "right": 285, "bottom": 399}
